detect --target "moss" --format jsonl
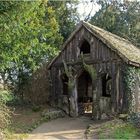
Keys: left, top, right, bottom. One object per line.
{"left": 83, "top": 62, "right": 96, "bottom": 81}
{"left": 48, "top": 22, "right": 140, "bottom": 69}
{"left": 81, "top": 54, "right": 97, "bottom": 81}
{"left": 83, "top": 21, "right": 140, "bottom": 65}
{"left": 63, "top": 60, "right": 75, "bottom": 94}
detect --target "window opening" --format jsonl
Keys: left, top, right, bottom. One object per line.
{"left": 80, "top": 40, "right": 90, "bottom": 54}
{"left": 61, "top": 74, "right": 68, "bottom": 95}
{"left": 102, "top": 74, "right": 112, "bottom": 97}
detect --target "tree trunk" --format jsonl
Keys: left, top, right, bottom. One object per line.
{"left": 69, "top": 79, "right": 78, "bottom": 117}
{"left": 92, "top": 78, "right": 100, "bottom": 120}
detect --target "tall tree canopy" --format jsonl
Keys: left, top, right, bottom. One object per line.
{"left": 48, "top": 0, "right": 80, "bottom": 41}
{"left": 90, "top": 0, "right": 140, "bottom": 47}
{"left": 0, "top": 1, "right": 62, "bottom": 95}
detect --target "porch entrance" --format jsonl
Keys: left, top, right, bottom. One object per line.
{"left": 77, "top": 71, "right": 93, "bottom": 116}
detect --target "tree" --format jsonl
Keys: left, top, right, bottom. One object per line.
{"left": 0, "top": 1, "right": 62, "bottom": 98}
{"left": 48, "top": 0, "right": 80, "bottom": 41}
{"left": 90, "top": 0, "right": 140, "bottom": 47}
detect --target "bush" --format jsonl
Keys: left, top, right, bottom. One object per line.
{"left": 0, "top": 102, "right": 11, "bottom": 130}
{"left": 0, "top": 90, "right": 13, "bottom": 103}
{"left": 128, "top": 113, "right": 140, "bottom": 127}
{"left": 32, "top": 105, "right": 41, "bottom": 112}
{"left": 0, "top": 90, "right": 29, "bottom": 106}
{"left": 0, "top": 90, "right": 11, "bottom": 132}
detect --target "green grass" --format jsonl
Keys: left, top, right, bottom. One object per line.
{"left": 4, "top": 120, "right": 42, "bottom": 140}
{"left": 87, "top": 119, "right": 140, "bottom": 139}
{"left": 0, "top": 90, "right": 47, "bottom": 139}
{"left": 4, "top": 128, "right": 28, "bottom": 140}
{"left": 98, "top": 121, "right": 140, "bottom": 139}
{"left": 112, "top": 123, "right": 139, "bottom": 139}
{"left": 3, "top": 107, "right": 44, "bottom": 140}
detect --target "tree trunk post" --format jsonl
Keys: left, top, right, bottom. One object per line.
{"left": 69, "top": 78, "right": 78, "bottom": 117}
{"left": 92, "top": 78, "right": 100, "bottom": 120}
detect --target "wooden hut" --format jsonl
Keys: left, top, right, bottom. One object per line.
{"left": 48, "top": 21, "right": 140, "bottom": 119}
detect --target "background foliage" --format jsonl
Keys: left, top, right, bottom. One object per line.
{"left": 0, "top": 1, "right": 62, "bottom": 99}
{"left": 0, "top": 0, "right": 80, "bottom": 100}
{"left": 90, "top": 0, "right": 140, "bottom": 47}
{"left": 48, "top": 0, "right": 80, "bottom": 41}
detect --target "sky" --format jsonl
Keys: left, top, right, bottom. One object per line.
{"left": 77, "top": 0, "right": 140, "bottom": 20}
{"left": 77, "top": 1, "right": 101, "bottom": 20}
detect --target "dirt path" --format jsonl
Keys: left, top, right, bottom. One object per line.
{"left": 26, "top": 116, "right": 92, "bottom": 140}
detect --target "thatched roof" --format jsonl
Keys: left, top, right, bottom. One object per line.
{"left": 48, "top": 21, "right": 140, "bottom": 68}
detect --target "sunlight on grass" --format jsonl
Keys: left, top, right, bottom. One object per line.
{"left": 98, "top": 121, "right": 140, "bottom": 139}
{"left": 3, "top": 107, "right": 43, "bottom": 140}
{"left": 4, "top": 128, "right": 28, "bottom": 140}
{"left": 87, "top": 119, "right": 140, "bottom": 139}
{"left": 112, "top": 124, "right": 139, "bottom": 139}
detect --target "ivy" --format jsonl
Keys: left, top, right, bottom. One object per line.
{"left": 123, "top": 66, "right": 140, "bottom": 114}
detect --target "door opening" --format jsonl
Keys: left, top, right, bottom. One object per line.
{"left": 77, "top": 71, "right": 92, "bottom": 116}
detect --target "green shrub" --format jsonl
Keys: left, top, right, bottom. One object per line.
{"left": 32, "top": 105, "right": 41, "bottom": 112}
{"left": 0, "top": 90, "right": 12, "bottom": 139}
{"left": 0, "top": 90, "right": 13, "bottom": 103}
{"left": 0, "top": 90, "right": 29, "bottom": 106}
{"left": 0, "top": 95, "right": 10, "bottom": 131}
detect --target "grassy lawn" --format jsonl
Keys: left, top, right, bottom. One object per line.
{"left": 86, "top": 119, "right": 140, "bottom": 139}
{"left": 4, "top": 106, "right": 45, "bottom": 140}
{"left": 111, "top": 123, "right": 139, "bottom": 139}
{"left": 99, "top": 122, "right": 140, "bottom": 139}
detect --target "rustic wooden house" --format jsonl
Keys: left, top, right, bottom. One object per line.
{"left": 48, "top": 21, "right": 140, "bottom": 119}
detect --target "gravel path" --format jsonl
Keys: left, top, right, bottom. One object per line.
{"left": 26, "top": 116, "right": 92, "bottom": 140}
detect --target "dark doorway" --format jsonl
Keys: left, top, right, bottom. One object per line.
{"left": 77, "top": 71, "right": 92, "bottom": 116}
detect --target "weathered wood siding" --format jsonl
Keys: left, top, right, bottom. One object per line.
{"left": 49, "top": 26, "right": 125, "bottom": 116}
{"left": 51, "top": 27, "right": 120, "bottom": 67}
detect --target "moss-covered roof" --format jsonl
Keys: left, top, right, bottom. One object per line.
{"left": 83, "top": 21, "right": 140, "bottom": 67}
{"left": 48, "top": 21, "right": 140, "bottom": 68}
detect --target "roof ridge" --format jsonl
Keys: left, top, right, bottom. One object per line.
{"left": 82, "top": 21, "right": 140, "bottom": 66}
{"left": 48, "top": 21, "right": 140, "bottom": 69}
{"left": 83, "top": 21, "right": 133, "bottom": 45}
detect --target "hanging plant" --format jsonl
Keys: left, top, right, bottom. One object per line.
{"left": 81, "top": 53, "right": 97, "bottom": 80}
